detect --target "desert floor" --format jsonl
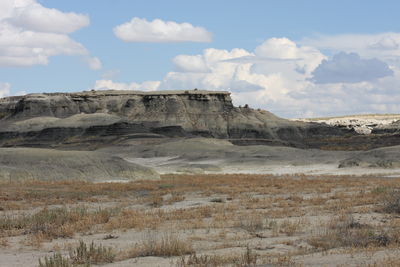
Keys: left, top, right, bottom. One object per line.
{"left": 1, "top": 174, "right": 400, "bottom": 267}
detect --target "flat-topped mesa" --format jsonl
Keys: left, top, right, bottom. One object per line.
{"left": 0, "top": 89, "right": 239, "bottom": 137}
{"left": 0, "top": 89, "right": 233, "bottom": 118}
{"left": 0, "top": 89, "right": 354, "bottom": 148}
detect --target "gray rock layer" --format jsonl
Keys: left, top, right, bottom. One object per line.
{"left": 0, "top": 148, "right": 159, "bottom": 181}
{"left": 0, "top": 90, "right": 352, "bottom": 148}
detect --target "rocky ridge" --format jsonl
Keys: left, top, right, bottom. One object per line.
{"left": 295, "top": 114, "right": 400, "bottom": 134}
{"left": 0, "top": 89, "right": 351, "bottom": 148}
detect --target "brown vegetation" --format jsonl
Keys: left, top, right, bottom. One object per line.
{"left": 2, "top": 174, "right": 400, "bottom": 266}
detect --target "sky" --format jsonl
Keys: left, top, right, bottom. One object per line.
{"left": 1, "top": 0, "right": 400, "bottom": 118}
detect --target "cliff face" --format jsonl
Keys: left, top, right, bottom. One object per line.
{"left": 1, "top": 90, "right": 233, "bottom": 136}
{"left": 0, "top": 89, "right": 352, "bottom": 148}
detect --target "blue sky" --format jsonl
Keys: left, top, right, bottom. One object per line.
{"left": 1, "top": 0, "right": 400, "bottom": 117}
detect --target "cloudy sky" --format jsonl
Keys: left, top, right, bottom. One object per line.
{"left": 1, "top": 0, "right": 400, "bottom": 118}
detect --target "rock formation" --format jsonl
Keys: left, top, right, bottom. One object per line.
{"left": 0, "top": 89, "right": 352, "bottom": 148}
{"left": 372, "top": 120, "right": 400, "bottom": 134}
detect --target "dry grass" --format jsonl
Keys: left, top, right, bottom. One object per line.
{"left": 0, "top": 206, "right": 116, "bottom": 241}
{"left": 0, "top": 174, "right": 393, "bottom": 209}
{"left": 1, "top": 174, "right": 400, "bottom": 266}
{"left": 38, "top": 252, "right": 72, "bottom": 267}
{"left": 309, "top": 213, "right": 397, "bottom": 251}
{"left": 122, "top": 232, "right": 194, "bottom": 258}
{"left": 69, "top": 240, "right": 115, "bottom": 265}
{"left": 38, "top": 241, "right": 115, "bottom": 267}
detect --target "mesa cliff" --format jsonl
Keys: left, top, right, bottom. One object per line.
{"left": 0, "top": 89, "right": 353, "bottom": 148}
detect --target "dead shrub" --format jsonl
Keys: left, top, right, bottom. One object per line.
{"left": 38, "top": 241, "right": 115, "bottom": 267}
{"left": 38, "top": 252, "right": 72, "bottom": 267}
{"left": 69, "top": 240, "right": 115, "bottom": 265}
{"left": 124, "top": 232, "right": 194, "bottom": 258}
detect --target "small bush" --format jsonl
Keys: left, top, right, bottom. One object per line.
{"left": 126, "top": 232, "right": 194, "bottom": 258}
{"left": 38, "top": 252, "right": 72, "bottom": 267}
{"left": 38, "top": 241, "right": 115, "bottom": 267}
{"left": 69, "top": 240, "right": 115, "bottom": 265}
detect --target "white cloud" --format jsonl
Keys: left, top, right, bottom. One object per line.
{"left": 0, "top": 0, "right": 100, "bottom": 69}
{"left": 94, "top": 79, "right": 160, "bottom": 91}
{"left": 163, "top": 48, "right": 254, "bottom": 90}
{"left": 113, "top": 17, "right": 212, "bottom": 43}
{"left": 6, "top": 1, "right": 89, "bottom": 33}
{"left": 0, "top": 82, "right": 11, "bottom": 98}
{"left": 94, "top": 35, "right": 400, "bottom": 118}
{"left": 255, "top": 38, "right": 318, "bottom": 60}
{"left": 173, "top": 55, "right": 209, "bottom": 73}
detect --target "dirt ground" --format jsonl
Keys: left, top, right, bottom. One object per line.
{"left": 1, "top": 174, "right": 400, "bottom": 266}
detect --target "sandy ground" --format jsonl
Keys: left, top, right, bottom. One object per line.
{"left": 127, "top": 156, "right": 400, "bottom": 177}
{"left": 1, "top": 174, "right": 400, "bottom": 267}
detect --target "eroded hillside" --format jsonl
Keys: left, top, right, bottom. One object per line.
{"left": 0, "top": 89, "right": 351, "bottom": 149}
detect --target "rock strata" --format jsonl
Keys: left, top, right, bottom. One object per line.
{"left": 0, "top": 89, "right": 352, "bottom": 148}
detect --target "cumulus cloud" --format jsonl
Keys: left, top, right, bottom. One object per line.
{"left": 162, "top": 48, "right": 255, "bottom": 90}
{"left": 0, "top": 0, "right": 100, "bottom": 68}
{"left": 113, "top": 17, "right": 212, "bottom": 43}
{"left": 173, "top": 55, "right": 210, "bottom": 73}
{"left": 226, "top": 38, "right": 326, "bottom": 78}
{"left": 5, "top": 1, "right": 89, "bottom": 33}
{"left": 311, "top": 52, "right": 393, "bottom": 84}
{"left": 94, "top": 79, "right": 160, "bottom": 91}
{"left": 94, "top": 35, "right": 400, "bottom": 118}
